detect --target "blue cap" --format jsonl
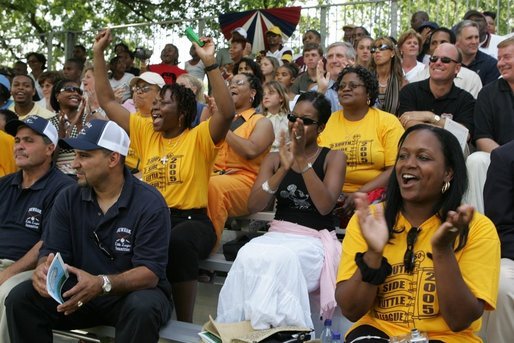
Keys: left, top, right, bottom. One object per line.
{"left": 0, "top": 74, "right": 10, "bottom": 91}
{"left": 5, "top": 115, "right": 58, "bottom": 145}
{"left": 59, "top": 120, "right": 130, "bottom": 156}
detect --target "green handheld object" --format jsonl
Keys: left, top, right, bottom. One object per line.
{"left": 185, "top": 27, "right": 205, "bottom": 47}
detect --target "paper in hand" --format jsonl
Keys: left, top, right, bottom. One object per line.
{"left": 46, "top": 252, "right": 69, "bottom": 304}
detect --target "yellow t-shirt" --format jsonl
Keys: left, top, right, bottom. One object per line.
{"left": 0, "top": 131, "right": 16, "bottom": 177}
{"left": 125, "top": 112, "right": 151, "bottom": 171}
{"left": 337, "top": 209, "right": 500, "bottom": 342}
{"left": 318, "top": 108, "right": 404, "bottom": 193}
{"left": 129, "top": 116, "right": 218, "bottom": 209}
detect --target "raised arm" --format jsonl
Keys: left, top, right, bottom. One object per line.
{"left": 92, "top": 29, "right": 131, "bottom": 133}
{"left": 195, "top": 38, "right": 235, "bottom": 144}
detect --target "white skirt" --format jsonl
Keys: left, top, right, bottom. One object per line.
{"left": 216, "top": 232, "right": 324, "bottom": 329}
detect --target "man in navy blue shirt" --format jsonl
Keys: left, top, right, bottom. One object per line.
{"left": 0, "top": 115, "right": 73, "bottom": 343}
{"left": 6, "top": 120, "right": 172, "bottom": 343}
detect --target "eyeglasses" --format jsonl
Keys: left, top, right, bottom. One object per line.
{"left": 338, "top": 81, "right": 365, "bottom": 90}
{"left": 287, "top": 113, "right": 319, "bottom": 126}
{"left": 59, "top": 86, "right": 83, "bottom": 96}
{"left": 132, "top": 85, "right": 154, "bottom": 94}
{"left": 429, "top": 55, "right": 460, "bottom": 64}
{"left": 92, "top": 231, "right": 114, "bottom": 261}
{"left": 370, "top": 44, "right": 393, "bottom": 53}
{"left": 403, "top": 227, "right": 420, "bottom": 273}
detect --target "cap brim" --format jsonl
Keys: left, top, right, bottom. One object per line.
{"left": 59, "top": 137, "right": 101, "bottom": 151}
{"left": 5, "top": 119, "right": 26, "bottom": 137}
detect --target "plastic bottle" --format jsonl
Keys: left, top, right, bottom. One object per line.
{"left": 409, "top": 329, "right": 429, "bottom": 342}
{"left": 320, "top": 319, "right": 333, "bottom": 343}
{"left": 331, "top": 331, "right": 341, "bottom": 343}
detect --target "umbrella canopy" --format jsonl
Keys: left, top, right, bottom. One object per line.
{"left": 219, "top": 6, "right": 302, "bottom": 54}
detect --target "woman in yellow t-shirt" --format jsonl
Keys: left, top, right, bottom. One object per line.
{"left": 336, "top": 125, "right": 500, "bottom": 343}
{"left": 318, "top": 65, "right": 404, "bottom": 224}
{"left": 93, "top": 29, "right": 235, "bottom": 322}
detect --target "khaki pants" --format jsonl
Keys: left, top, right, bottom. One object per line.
{"left": 0, "top": 259, "right": 34, "bottom": 343}
{"left": 480, "top": 258, "right": 514, "bottom": 343}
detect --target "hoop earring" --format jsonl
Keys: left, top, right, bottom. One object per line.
{"left": 441, "top": 181, "right": 450, "bottom": 194}
{"left": 367, "top": 98, "right": 371, "bottom": 105}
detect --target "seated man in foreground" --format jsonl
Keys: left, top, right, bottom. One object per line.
{"left": 6, "top": 120, "right": 172, "bottom": 343}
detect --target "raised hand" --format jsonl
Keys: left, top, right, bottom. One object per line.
{"left": 316, "top": 59, "right": 330, "bottom": 94}
{"left": 194, "top": 37, "right": 215, "bottom": 63}
{"left": 278, "top": 131, "right": 294, "bottom": 171}
{"left": 432, "top": 204, "right": 474, "bottom": 251}
{"left": 354, "top": 192, "right": 389, "bottom": 254}
{"left": 93, "top": 28, "right": 112, "bottom": 52}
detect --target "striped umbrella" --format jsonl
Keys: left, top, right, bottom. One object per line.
{"left": 219, "top": 6, "right": 302, "bottom": 54}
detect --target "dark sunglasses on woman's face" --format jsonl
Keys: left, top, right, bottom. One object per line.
{"left": 429, "top": 55, "right": 460, "bottom": 64}
{"left": 370, "top": 44, "right": 393, "bottom": 53}
{"left": 59, "top": 86, "right": 83, "bottom": 96}
{"left": 287, "top": 113, "right": 319, "bottom": 126}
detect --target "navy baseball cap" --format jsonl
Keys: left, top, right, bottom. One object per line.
{"left": 5, "top": 115, "right": 58, "bottom": 146}
{"left": 59, "top": 120, "right": 130, "bottom": 156}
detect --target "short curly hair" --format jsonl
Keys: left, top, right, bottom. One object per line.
{"left": 160, "top": 83, "right": 197, "bottom": 129}
{"left": 335, "top": 65, "right": 378, "bottom": 107}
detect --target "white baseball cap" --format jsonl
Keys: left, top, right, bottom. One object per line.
{"left": 59, "top": 120, "right": 130, "bottom": 156}
{"left": 129, "top": 71, "right": 165, "bottom": 88}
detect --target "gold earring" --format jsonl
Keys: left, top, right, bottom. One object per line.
{"left": 441, "top": 181, "right": 450, "bottom": 194}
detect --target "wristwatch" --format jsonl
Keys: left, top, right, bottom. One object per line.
{"left": 432, "top": 115, "right": 441, "bottom": 125}
{"left": 99, "top": 275, "right": 112, "bottom": 294}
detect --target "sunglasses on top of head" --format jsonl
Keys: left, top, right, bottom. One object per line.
{"left": 370, "top": 44, "right": 393, "bottom": 53}
{"left": 287, "top": 113, "right": 319, "bottom": 126}
{"left": 429, "top": 55, "right": 460, "bottom": 64}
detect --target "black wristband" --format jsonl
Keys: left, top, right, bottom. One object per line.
{"left": 204, "top": 63, "right": 219, "bottom": 72}
{"left": 355, "top": 252, "right": 392, "bottom": 285}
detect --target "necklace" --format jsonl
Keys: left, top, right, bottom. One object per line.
{"left": 306, "top": 147, "right": 321, "bottom": 161}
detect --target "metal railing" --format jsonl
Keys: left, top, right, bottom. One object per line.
{"left": 2, "top": 0, "right": 512, "bottom": 69}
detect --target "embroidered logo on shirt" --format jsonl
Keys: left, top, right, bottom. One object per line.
{"left": 114, "top": 227, "right": 132, "bottom": 252}
{"left": 24, "top": 207, "right": 42, "bottom": 231}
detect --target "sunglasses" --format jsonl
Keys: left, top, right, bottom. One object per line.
{"left": 338, "top": 81, "right": 365, "bottom": 90}
{"left": 370, "top": 44, "right": 393, "bottom": 53}
{"left": 132, "top": 85, "right": 154, "bottom": 94}
{"left": 59, "top": 86, "right": 83, "bottom": 95}
{"left": 287, "top": 113, "right": 319, "bottom": 126}
{"left": 429, "top": 55, "right": 460, "bottom": 64}
{"left": 92, "top": 230, "right": 114, "bottom": 261}
{"left": 403, "top": 227, "right": 420, "bottom": 273}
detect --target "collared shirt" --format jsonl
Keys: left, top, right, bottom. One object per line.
{"left": 463, "top": 50, "right": 500, "bottom": 86}
{"left": 398, "top": 78, "right": 475, "bottom": 133}
{"left": 474, "top": 78, "right": 514, "bottom": 145}
{"left": 290, "top": 72, "right": 316, "bottom": 94}
{"left": 0, "top": 166, "right": 73, "bottom": 260}
{"left": 40, "top": 167, "right": 171, "bottom": 295}
{"left": 411, "top": 65, "right": 482, "bottom": 99}
{"left": 8, "top": 102, "right": 55, "bottom": 120}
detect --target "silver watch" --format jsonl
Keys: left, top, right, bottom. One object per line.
{"left": 100, "top": 275, "right": 112, "bottom": 294}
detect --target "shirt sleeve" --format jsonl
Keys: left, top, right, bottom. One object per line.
{"left": 337, "top": 213, "right": 369, "bottom": 282}
{"left": 381, "top": 113, "right": 405, "bottom": 167}
{"left": 473, "top": 87, "right": 495, "bottom": 141}
{"left": 397, "top": 84, "right": 417, "bottom": 115}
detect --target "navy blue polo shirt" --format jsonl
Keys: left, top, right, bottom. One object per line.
{"left": 40, "top": 167, "right": 171, "bottom": 295}
{"left": 463, "top": 50, "right": 500, "bottom": 86}
{"left": 474, "top": 78, "right": 514, "bottom": 145}
{"left": 0, "top": 166, "right": 73, "bottom": 261}
{"left": 398, "top": 78, "right": 475, "bottom": 134}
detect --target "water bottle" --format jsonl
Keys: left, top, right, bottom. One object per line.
{"left": 409, "top": 329, "right": 429, "bottom": 342}
{"left": 320, "top": 319, "right": 333, "bottom": 343}
{"left": 331, "top": 331, "right": 341, "bottom": 343}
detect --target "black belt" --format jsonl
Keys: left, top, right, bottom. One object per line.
{"left": 169, "top": 208, "right": 207, "bottom": 217}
